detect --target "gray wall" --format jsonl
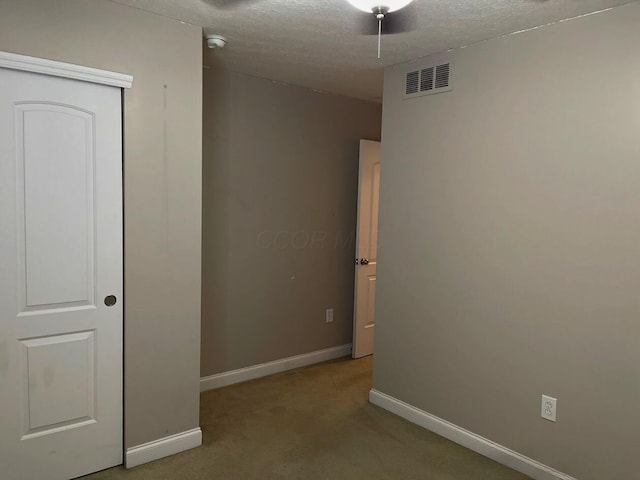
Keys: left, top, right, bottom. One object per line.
{"left": 0, "top": 0, "right": 203, "bottom": 448}
{"left": 374, "top": 4, "right": 640, "bottom": 480}
{"left": 202, "top": 68, "right": 381, "bottom": 376}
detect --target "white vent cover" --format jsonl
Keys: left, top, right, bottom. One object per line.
{"left": 404, "top": 61, "right": 452, "bottom": 99}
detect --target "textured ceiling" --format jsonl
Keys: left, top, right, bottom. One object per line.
{"left": 109, "top": 0, "right": 635, "bottom": 101}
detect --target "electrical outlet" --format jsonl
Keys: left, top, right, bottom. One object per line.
{"left": 541, "top": 395, "right": 557, "bottom": 422}
{"left": 325, "top": 308, "right": 334, "bottom": 323}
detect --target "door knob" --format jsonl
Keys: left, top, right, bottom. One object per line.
{"left": 360, "top": 258, "right": 369, "bottom": 265}
{"left": 104, "top": 295, "right": 117, "bottom": 307}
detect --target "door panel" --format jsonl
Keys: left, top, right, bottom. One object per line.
{"left": 365, "top": 274, "right": 376, "bottom": 328}
{"left": 0, "top": 67, "right": 123, "bottom": 480}
{"left": 20, "top": 331, "right": 96, "bottom": 436}
{"left": 353, "top": 140, "right": 381, "bottom": 359}
{"left": 17, "top": 103, "right": 95, "bottom": 309}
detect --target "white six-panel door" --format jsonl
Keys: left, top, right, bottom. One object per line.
{"left": 352, "top": 140, "right": 381, "bottom": 359}
{"left": 0, "top": 63, "right": 124, "bottom": 479}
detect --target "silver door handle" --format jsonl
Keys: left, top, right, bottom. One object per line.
{"left": 360, "top": 258, "right": 369, "bottom": 265}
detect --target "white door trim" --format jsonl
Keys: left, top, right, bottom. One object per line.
{"left": 0, "top": 51, "right": 133, "bottom": 88}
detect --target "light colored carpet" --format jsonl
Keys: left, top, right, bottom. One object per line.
{"left": 85, "top": 356, "right": 531, "bottom": 479}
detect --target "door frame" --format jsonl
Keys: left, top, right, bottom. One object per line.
{"left": 0, "top": 50, "right": 133, "bottom": 467}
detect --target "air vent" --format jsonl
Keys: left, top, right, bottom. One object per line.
{"left": 405, "top": 70, "right": 419, "bottom": 95}
{"left": 420, "top": 67, "right": 434, "bottom": 92}
{"left": 404, "top": 61, "right": 452, "bottom": 99}
{"left": 435, "top": 63, "right": 450, "bottom": 89}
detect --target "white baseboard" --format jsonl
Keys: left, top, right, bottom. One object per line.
{"left": 125, "top": 428, "right": 202, "bottom": 469}
{"left": 369, "top": 390, "right": 577, "bottom": 480}
{"left": 200, "top": 344, "right": 353, "bottom": 392}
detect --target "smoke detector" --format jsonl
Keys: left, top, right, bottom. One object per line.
{"left": 205, "top": 34, "right": 227, "bottom": 49}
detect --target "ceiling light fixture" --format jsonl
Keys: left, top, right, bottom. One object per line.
{"left": 346, "top": 1, "right": 415, "bottom": 58}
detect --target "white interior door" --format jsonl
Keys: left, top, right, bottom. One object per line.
{"left": 352, "top": 140, "right": 381, "bottom": 359}
{"left": 0, "top": 66, "right": 124, "bottom": 479}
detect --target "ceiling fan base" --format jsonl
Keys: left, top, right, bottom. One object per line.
{"left": 372, "top": 6, "right": 390, "bottom": 17}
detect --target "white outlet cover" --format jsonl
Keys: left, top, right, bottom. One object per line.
{"left": 325, "top": 308, "right": 334, "bottom": 323}
{"left": 541, "top": 395, "right": 557, "bottom": 422}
